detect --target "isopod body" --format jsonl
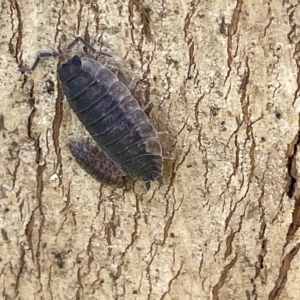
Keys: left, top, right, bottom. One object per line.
{"left": 68, "top": 141, "right": 127, "bottom": 186}
{"left": 58, "top": 55, "right": 163, "bottom": 189}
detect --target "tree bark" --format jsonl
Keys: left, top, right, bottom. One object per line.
{"left": 1, "top": 0, "right": 300, "bottom": 299}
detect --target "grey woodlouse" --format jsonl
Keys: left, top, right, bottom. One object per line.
{"left": 19, "top": 37, "right": 164, "bottom": 190}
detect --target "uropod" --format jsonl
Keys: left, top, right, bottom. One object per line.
{"left": 19, "top": 37, "right": 164, "bottom": 190}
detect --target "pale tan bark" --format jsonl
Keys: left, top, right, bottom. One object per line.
{"left": 1, "top": 0, "right": 300, "bottom": 299}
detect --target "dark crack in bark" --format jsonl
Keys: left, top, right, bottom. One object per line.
{"left": 224, "top": 0, "right": 243, "bottom": 83}
{"left": 212, "top": 253, "right": 238, "bottom": 300}
{"left": 268, "top": 243, "right": 300, "bottom": 300}
{"left": 285, "top": 115, "right": 300, "bottom": 198}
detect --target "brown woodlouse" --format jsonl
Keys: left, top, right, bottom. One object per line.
{"left": 68, "top": 141, "right": 127, "bottom": 187}
{"left": 19, "top": 37, "right": 164, "bottom": 190}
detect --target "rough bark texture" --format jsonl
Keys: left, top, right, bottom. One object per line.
{"left": 1, "top": 0, "right": 300, "bottom": 299}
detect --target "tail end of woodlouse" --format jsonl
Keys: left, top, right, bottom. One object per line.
{"left": 145, "top": 182, "right": 151, "bottom": 191}
{"left": 144, "top": 173, "right": 164, "bottom": 190}
{"left": 156, "top": 176, "right": 164, "bottom": 186}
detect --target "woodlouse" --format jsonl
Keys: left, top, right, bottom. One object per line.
{"left": 68, "top": 141, "right": 127, "bottom": 187}
{"left": 19, "top": 37, "right": 164, "bottom": 190}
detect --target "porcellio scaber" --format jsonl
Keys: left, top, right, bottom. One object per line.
{"left": 68, "top": 141, "right": 127, "bottom": 187}
{"left": 19, "top": 37, "right": 164, "bottom": 190}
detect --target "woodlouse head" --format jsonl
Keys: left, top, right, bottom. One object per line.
{"left": 58, "top": 56, "right": 82, "bottom": 83}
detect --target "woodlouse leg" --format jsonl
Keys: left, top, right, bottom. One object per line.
{"left": 145, "top": 182, "right": 151, "bottom": 190}
{"left": 162, "top": 155, "right": 173, "bottom": 160}
{"left": 143, "top": 101, "right": 152, "bottom": 112}
{"left": 19, "top": 51, "right": 60, "bottom": 72}
{"left": 66, "top": 36, "right": 112, "bottom": 58}
{"left": 102, "top": 56, "right": 109, "bottom": 67}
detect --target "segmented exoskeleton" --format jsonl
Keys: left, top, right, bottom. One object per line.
{"left": 68, "top": 141, "right": 127, "bottom": 186}
{"left": 19, "top": 37, "right": 163, "bottom": 190}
